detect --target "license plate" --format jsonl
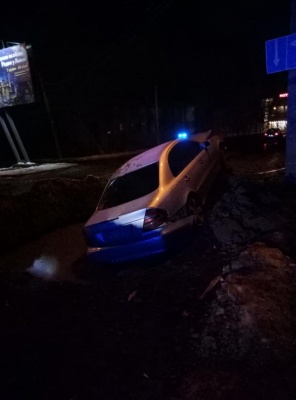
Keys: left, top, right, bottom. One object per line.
{"left": 104, "top": 225, "right": 132, "bottom": 241}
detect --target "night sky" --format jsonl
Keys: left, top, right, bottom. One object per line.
{"left": 0, "top": 0, "right": 293, "bottom": 162}
{"left": 1, "top": 0, "right": 291, "bottom": 103}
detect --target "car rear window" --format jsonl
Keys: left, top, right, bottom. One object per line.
{"left": 168, "top": 140, "right": 202, "bottom": 177}
{"left": 98, "top": 162, "right": 159, "bottom": 209}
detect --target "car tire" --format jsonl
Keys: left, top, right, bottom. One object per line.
{"left": 186, "top": 194, "right": 204, "bottom": 226}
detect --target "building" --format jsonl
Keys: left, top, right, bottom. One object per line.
{"left": 262, "top": 92, "right": 288, "bottom": 132}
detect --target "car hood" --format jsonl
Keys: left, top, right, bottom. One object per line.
{"left": 84, "top": 189, "right": 158, "bottom": 227}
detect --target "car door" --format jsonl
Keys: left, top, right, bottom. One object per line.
{"left": 186, "top": 141, "right": 212, "bottom": 200}
{"left": 167, "top": 140, "right": 206, "bottom": 207}
{"left": 200, "top": 139, "right": 221, "bottom": 185}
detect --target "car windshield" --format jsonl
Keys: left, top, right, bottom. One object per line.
{"left": 98, "top": 162, "right": 159, "bottom": 209}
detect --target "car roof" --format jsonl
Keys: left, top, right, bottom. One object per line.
{"left": 110, "top": 131, "right": 213, "bottom": 179}
{"left": 111, "top": 140, "right": 175, "bottom": 178}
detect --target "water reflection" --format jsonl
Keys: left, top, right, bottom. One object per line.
{"left": 0, "top": 223, "right": 87, "bottom": 282}
{"left": 27, "top": 255, "right": 58, "bottom": 280}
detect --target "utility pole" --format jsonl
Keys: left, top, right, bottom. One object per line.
{"left": 39, "top": 73, "right": 62, "bottom": 159}
{"left": 286, "top": 0, "right": 296, "bottom": 182}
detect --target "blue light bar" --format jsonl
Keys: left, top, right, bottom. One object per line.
{"left": 177, "top": 132, "right": 188, "bottom": 139}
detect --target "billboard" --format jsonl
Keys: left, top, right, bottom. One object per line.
{"left": 0, "top": 43, "right": 34, "bottom": 108}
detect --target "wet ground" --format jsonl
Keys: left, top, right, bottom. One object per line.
{"left": 0, "top": 223, "right": 225, "bottom": 400}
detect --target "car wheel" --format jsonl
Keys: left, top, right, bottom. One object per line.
{"left": 186, "top": 194, "right": 204, "bottom": 226}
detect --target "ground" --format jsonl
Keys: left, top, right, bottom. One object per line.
{"left": 1, "top": 142, "right": 296, "bottom": 399}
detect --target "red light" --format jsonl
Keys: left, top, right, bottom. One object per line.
{"left": 275, "top": 132, "right": 279, "bottom": 136}
{"left": 279, "top": 93, "right": 288, "bottom": 98}
{"left": 144, "top": 208, "right": 168, "bottom": 231}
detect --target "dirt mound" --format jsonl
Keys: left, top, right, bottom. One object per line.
{"left": 182, "top": 242, "right": 296, "bottom": 400}
{"left": 0, "top": 175, "right": 107, "bottom": 253}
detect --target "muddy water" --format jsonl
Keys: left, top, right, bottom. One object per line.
{"left": 0, "top": 223, "right": 87, "bottom": 282}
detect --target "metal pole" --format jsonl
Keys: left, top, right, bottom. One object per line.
{"left": 286, "top": 0, "right": 296, "bottom": 182}
{"left": 0, "top": 114, "right": 22, "bottom": 163}
{"left": 154, "top": 85, "right": 160, "bottom": 144}
{"left": 5, "top": 112, "right": 30, "bottom": 163}
{"left": 39, "top": 74, "right": 62, "bottom": 159}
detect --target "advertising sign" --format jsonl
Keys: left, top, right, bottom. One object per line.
{"left": 0, "top": 43, "right": 34, "bottom": 108}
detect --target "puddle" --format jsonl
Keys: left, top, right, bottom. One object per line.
{"left": 0, "top": 223, "right": 88, "bottom": 282}
{"left": 27, "top": 254, "right": 59, "bottom": 280}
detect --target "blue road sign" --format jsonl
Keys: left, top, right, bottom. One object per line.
{"left": 266, "top": 33, "right": 296, "bottom": 74}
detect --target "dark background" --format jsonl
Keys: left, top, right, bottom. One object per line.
{"left": 0, "top": 0, "right": 292, "bottom": 164}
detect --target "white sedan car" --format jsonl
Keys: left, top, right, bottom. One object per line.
{"left": 83, "top": 132, "right": 224, "bottom": 263}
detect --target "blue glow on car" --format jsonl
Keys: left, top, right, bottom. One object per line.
{"left": 177, "top": 132, "right": 188, "bottom": 139}
{"left": 86, "top": 233, "right": 167, "bottom": 264}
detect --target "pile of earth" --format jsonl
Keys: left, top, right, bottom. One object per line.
{"left": 0, "top": 174, "right": 108, "bottom": 254}
{"left": 178, "top": 172, "right": 296, "bottom": 399}
{"left": 208, "top": 173, "right": 296, "bottom": 260}
{"left": 181, "top": 241, "right": 296, "bottom": 400}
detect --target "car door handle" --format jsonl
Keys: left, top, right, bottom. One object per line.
{"left": 184, "top": 175, "right": 190, "bottom": 182}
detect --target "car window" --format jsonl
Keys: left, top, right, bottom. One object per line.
{"left": 199, "top": 141, "right": 210, "bottom": 150}
{"left": 98, "top": 162, "right": 159, "bottom": 209}
{"left": 267, "top": 129, "right": 280, "bottom": 133}
{"left": 168, "top": 140, "right": 202, "bottom": 177}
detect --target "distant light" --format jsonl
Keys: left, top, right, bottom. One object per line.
{"left": 177, "top": 132, "right": 188, "bottom": 139}
{"left": 279, "top": 93, "right": 288, "bottom": 98}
